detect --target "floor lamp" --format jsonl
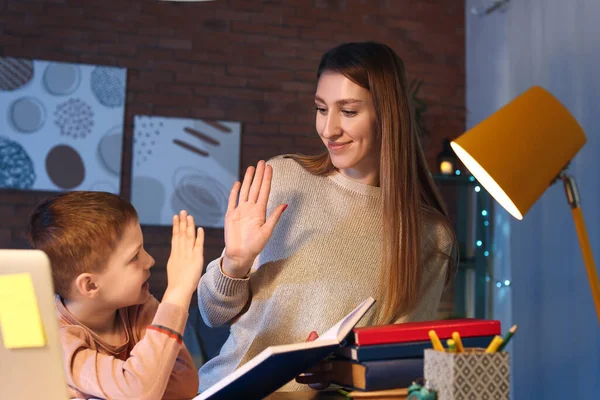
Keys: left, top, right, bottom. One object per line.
{"left": 450, "top": 86, "right": 600, "bottom": 324}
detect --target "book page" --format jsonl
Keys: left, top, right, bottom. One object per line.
{"left": 317, "top": 297, "right": 375, "bottom": 342}
{"left": 194, "top": 297, "right": 375, "bottom": 399}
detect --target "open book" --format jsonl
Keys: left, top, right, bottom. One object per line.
{"left": 194, "top": 297, "right": 375, "bottom": 400}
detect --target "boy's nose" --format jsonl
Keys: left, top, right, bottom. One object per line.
{"left": 146, "top": 254, "right": 155, "bottom": 270}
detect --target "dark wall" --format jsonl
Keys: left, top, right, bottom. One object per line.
{"left": 0, "top": 0, "right": 465, "bottom": 314}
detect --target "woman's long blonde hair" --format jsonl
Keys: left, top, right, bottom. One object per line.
{"left": 286, "top": 42, "right": 456, "bottom": 324}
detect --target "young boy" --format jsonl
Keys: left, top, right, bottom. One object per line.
{"left": 27, "top": 191, "right": 204, "bottom": 400}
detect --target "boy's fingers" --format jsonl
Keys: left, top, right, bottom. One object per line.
{"left": 178, "top": 210, "right": 187, "bottom": 250}
{"left": 179, "top": 210, "right": 187, "bottom": 232}
{"left": 172, "top": 215, "right": 179, "bottom": 246}
{"left": 186, "top": 215, "right": 195, "bottom": 242}
{"left": 194, "top": 227, "right": 204, "bottom": 254}
{"left": 172, "top": 215, "right": 179, "bottom": 235}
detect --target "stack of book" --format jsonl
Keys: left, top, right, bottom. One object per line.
{"left": 326, "top": 319, "right": 501, "bottom": 397}
{"left": 192, "top": 298, "right": 502, "bottom": 400}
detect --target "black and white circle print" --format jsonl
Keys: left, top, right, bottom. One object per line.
{"left": 54, "top": 98, "right": 94, "bottom": 139}
{"left": 0, "top": 136, "right": 36, "bottom": 189}
{"left": 45, "top": 144, "right": 85, "bottom": 189}
{"left": 10, "top": 97, "right": 46, "bottom": 133}
{"left": 91, "top": 67, "right": 125, "bottom": 108}
{"left": 43, "top": 62, "right": 81, "bottom": 96}
{"left": 0, "top": 57, "right": 34, "bottom": 91}
{"left": 97, "top": 125, "right": 123, "bottom": 176}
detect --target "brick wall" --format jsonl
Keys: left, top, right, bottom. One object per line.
{"left": 0, "top": 0, "right": 465, "bottom": 315}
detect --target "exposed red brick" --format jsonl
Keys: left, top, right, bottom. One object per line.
{"left": 158, "top": 38, "right": 193, "bottom": 50}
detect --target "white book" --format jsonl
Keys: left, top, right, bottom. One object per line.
{"left": 194, "top": 297, "right": 376, "bottom": 400}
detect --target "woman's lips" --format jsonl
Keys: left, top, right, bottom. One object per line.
{"left": 327, "top": 141, "right": 351, "bottom": 151}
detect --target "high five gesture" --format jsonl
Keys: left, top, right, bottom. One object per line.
{"left": 221, "top": 160, "right": 287, "bottom": 278}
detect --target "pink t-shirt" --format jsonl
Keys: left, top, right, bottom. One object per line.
{"left": 56, "top": 295, "right": 199, "bottom": 399}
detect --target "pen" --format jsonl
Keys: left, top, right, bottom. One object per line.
{"left": 485, "top": 335, "right": 504, "bottom": 353}
{"left": 428, "top": 329, "right": 445, "bottom": 352}
{"left": 451, "top": 331, "right": 464, "bottom": 353}
{"left": 496, "top": 324, "right": 518, "bottom": 352}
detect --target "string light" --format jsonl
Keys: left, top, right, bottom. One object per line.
{"left": 488, "top": 275, "right": 511, "bottom": 288}
{"left": 486, "top": 274, "right": 511, "bottom": 287}
{"left": 470, "top": 175, "right": 510, "bottom": 290}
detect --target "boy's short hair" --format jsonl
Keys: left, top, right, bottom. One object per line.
{"left": 27, "top": 191, "right": 138, "bottom": 298}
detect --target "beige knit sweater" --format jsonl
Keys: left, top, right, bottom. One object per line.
{"left": 197, "top": 156, "right": 452, "bottom": 392}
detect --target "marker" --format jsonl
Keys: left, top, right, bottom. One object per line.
{"left": 428, "top": 329, "right": 445, "bottom": 352}
{"left": 497, "top": 324, "right": 518, "bottom": 352}
{"left": 485, "top": 335, "right": 504, "bottom": 353}
{"left": 447, "top": 338, "right": 456, "bottom": 353}
{"left": 452, "top": 331, "right": 465, "bottom": 353}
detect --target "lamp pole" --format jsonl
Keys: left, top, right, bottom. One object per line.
{"left": 559, "top": 170, "right": 600, "bottom": 324}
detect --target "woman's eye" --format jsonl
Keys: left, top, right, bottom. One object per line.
{"left": 315, "top": 106, "right": 327, "bottom": 114}
{"left": 342, "top": 110, "right": 357, "bottom": 117}
{"left": 130, "top": 254, "right": 139, "bottom": 263}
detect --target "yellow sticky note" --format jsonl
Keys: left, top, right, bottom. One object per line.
{"left": 0, "top": 273, "right": 46, "bottom": 348}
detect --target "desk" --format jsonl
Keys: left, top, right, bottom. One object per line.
{"left": 266, "top": 389, "right": 408, "bottom": 399}
{"left": 74, "top": 394, "right": 344, "bottom": 400}
{"left": 266, "top": 392, "right": 345, "bottom": 399}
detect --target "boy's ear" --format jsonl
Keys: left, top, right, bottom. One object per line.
{"left": 74, "top": 273, "right": 100, "bottom": 299}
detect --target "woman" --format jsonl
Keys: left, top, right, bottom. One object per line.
{"left": 197, "top": 41, "right": 457, "bottom": 392}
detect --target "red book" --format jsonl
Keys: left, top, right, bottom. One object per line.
{"left": 351, "top": 319, "right": 501, "bottom": 346}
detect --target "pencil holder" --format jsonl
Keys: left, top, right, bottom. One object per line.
{"left": 423, "top": 348, "right": 510, "bottom": 400}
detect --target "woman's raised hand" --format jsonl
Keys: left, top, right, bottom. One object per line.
{"left": 221, "top": 160, "right": 287, "bottom": 278}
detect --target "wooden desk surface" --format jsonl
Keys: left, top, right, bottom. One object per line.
{"left": 265, "top": 391, "right": 345, "bottom": 399}
{"left": 265, "top": 388, "right": 408, "bottom": 399}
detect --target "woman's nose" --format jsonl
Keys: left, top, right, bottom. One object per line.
{"left": 321, "top": 114, "right": 342, "bottom": 138}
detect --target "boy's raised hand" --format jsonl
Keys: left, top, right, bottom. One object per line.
{"left": 163, "top": 210, "right": 204, "bottom": 308}
{"left": 222, "top": 160, "right": 286, "bottom": 278}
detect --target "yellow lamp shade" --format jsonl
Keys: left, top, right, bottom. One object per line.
{"left": 451, "top": 86, "right": 587, "bottom": 220}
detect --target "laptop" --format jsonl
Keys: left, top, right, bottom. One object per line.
{"left": 0, "top": 249, "right": 69, "bottom": 400}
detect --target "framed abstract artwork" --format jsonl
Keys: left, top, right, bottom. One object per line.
{"left": 0, "top": 57, "right": 126, "bottom": 193}
{"left": 131, "top": 115, "right": 241, "bottom": 228}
